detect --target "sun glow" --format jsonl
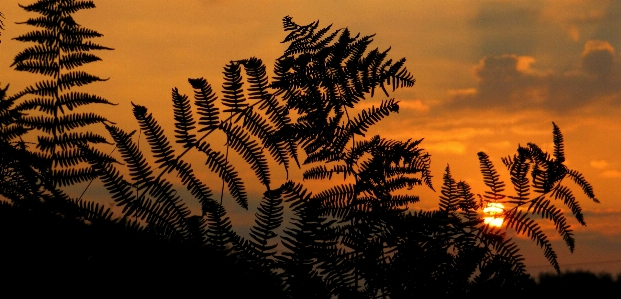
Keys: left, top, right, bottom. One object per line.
{"left": 483, "top": 202, "right": 505, "bottom": 228}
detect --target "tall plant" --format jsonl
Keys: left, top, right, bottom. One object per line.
{"left": 79, "top": 16, "right": 599, "bottom": 297}
{"left": 11, "top": 0, "right": 114, "bottom": 192}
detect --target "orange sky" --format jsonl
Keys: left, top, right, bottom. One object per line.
{"left": 1, "top": 0, "right": 620, "bottom": 276}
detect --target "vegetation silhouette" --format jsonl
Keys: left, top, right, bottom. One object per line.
{"left": 522, "top": 271, "right": 621, "bottom": 298}
{"left": 0, "top": 1, "right": 601, "bottom": 297}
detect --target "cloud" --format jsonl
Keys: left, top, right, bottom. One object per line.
{"left": 581, "top": 40, "right": 616, "bottom": 77}
{"left": 446, "top": 40, "right": 621, "bottom": 112}
{"left": 590, "top": 160, "right": 609, "bottom": 169}
{"left": 471, "top": 2, "right": 541, "bottom": 56}
{"left": 592, "top": 1, "right": 621, "bottom": 48}
{"left": 601, "top": 170, "right": 621, "bottom": 178}
{"left": 397, "top": 99, "right": 430, "bottom": 112}
{"left": 425, "top": 141, "right": 466, "bottom": 155}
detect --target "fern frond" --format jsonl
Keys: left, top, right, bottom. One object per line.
{"left": 549, "top": 185, "right": 585, "bottom": 225}
{"left": 60, "top": 40, "right": 113, "bottom": 52}
{"left": 504, "top": 209, "right": 560, "bottom": 273}
{"left": 16, "top": 93, "right": 115, "bottom": 114}
{"left": 566, "top": 169, "right": 599, "bottom": 203}
{"left": 205, "top": 202, "right": 239, "bottom": 254}
{"left": 197, "top": 142, "right": 248, "bottom": 209}
{"left": 59, "top": 1, "right": 97, "bottom": 14}
{"left": 13, "top": 29, "right": 57, "bottom": 45}
{"left": 188, "top": 77, "right": 219, "bottom": 132}
{"left": 236, "top": 107, "right": 291, "bottom": 173}
{"left": 15, "top": 16, "right": 57, "bottom": 30}
{"left": 105, "top": 124, "right": 154, "bottom": 190}
{"left": 384, "top": 176, "right": 423, "bottom": 193}
{"left": 171, "top": 88, "right": 197, "bottom": 148}
{"left": 527, "top": 196, "right": 576, "bottom": 251}
{"left": 58, "top": 71, "right": 107, "bottom": 91}
{"left": 507, "top": 154, "right": 530, "bottom": 202}
{"left": 220, "top": 122, "right": 270, "bottom": 189}
{"left": 456, "top": 181, "right": 480, "bottom": 223}
{"left": 60, "top": 52, "right": 102, "bottom": 70}
{"left": 390, "top": 194, "right": 421, "bottom": 206}
{"left": 382, "top": 57, "right": 415, "bottom": 93}
{"left": 58, "top": 92, "right": 116, "bottom": 110}
{"left": 281, "top": 16, "right": 319, "bottom": 41}
{"left": 149, "top": 179, "right": 190, "bottom": 224}
{"left": 477, "top": 152, "right": 505, "bottom": 200}
{"left": 15, "top": 97, "right": 55, "bottom": 114}
{"left": 132, "top": 103, "right": 176, "bottom": 166}
{"left": 439, "top": 166, "right": 459, "bottom": 213}
{"left": 347, "top": 99, "right": 399, "bottom": 137}
{"left": 313, "top": 183, "right": 355, "bottom": 217}
{"left": 221, "top": 62, "right": 248, "bottom": 113}
{"left": 61, "top": 25, "right": 103, "bottom": 39}
{"left": 278, "top": 180, "right": 313, "bottom": 210}
{"left": 0, "top": 124, "right": 29, "bottom": 141}
{"left": 37, "top": 131, "right": 110, "bottom": 151}
{"left": 240, "top": 57, "right": 271, "bottom": 101}
{"left": 21, "top": 112, "right": 110, "bottom": 134}
{"left": 21, "top": 80, "right": 57, "bottom": 96}
{"left": 13, "top": 60, "right": 58, "bottom": 76}
{"left": 171, "top": 159, "right": 215, "bottom": 215}
{"left": 52, "top": 167, "right": 97, "bottom": 187}
{"left": 47, "top": 144, "right": 111, "bottom": 170}
{"left": 551, "top": 122, "right": 565, "bottom": 163}
{"left": 247, "top": 190, "right": 284, "bottom": 262}
{"left": 491, "top": 239, "right": 528, "bottom": 277}
{"left": 303, "top": 164, "right": 352, "bottom": 181}
{"left": 73, "top": 198, "right": 114, "bottom": 222}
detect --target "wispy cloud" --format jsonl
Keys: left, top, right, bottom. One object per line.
{"left": 601, "top": 170, "right": 621, "bottom": 178}
{"left": 590, "top": 160, "right": 609, "bottom": 169}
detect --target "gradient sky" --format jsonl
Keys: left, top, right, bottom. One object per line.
{"left": 1, "top": 0, "right": 620, "bottom": 276}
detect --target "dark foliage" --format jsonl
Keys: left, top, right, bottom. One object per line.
{"left": 0, "top": 7, "right": 601, "bottom": 298}
{"left": 10, "top": 0, "right": 114, "bottom": 192}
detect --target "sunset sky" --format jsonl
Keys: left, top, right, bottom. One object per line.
{"left": 1, "top": 0, "right": 620, "bottom": 276}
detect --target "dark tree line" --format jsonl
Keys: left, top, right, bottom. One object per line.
{"left": 0, "top": 1, "right": 602, "bottom": 297}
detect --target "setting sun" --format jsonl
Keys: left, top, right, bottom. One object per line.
{"left": 483, "top": 202, "right": 505, "bottom": 228}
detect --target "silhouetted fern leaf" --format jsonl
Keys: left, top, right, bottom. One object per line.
{"left": 245, "top": 189, "right": 284, "bottom": 264}
{"left": 566, "top": 169, "right": 599, "bottom": 203}
{"left": 477, "top": 152, "right": 505, "bottom": 200}
{"left": 171, "top": 88, "right": 197, "bottom": 148}
{"left": 220, "top": 122, "right": 270, "bottom": 188}
{"left": 171, "top": 159, "right": 215, "bottom": 215}
{"left": 439, "top": 166, "right": 459, "bottom": 214}
{"left": 189, "top": 77, "right": 220, "bottom": 133}
{"left": 347, "top": 99, "right": 399, "bottom": 137}
{"left": 527, "top": 196, "right": 576, "bottom": 251}
{"left": 105, "top": 124, "right": 154, "bottom": 190}
{"left": 196, "top": 142, "right": 248, "bottom": 209}
{"left": 132, "top": 103, "right": 176, "bottom": 166}
{"left": 504, "top": 209, "right": 560, "bottom": 273}
{"left": 222, "top": 62, "right": 248, "bottom": 113}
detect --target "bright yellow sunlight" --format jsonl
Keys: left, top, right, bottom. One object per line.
{"left": 483, "top": 202, "right": 505, "bottom": 228}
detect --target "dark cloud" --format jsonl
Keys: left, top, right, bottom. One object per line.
{"left": 591, "top": 1, "right": 621, "bottom": 48}
{"left": 581, "top": 40, "right": 616, "bottom": 77}
{"left": 447, "top": 40, "right": 621, "bottom": 112}
{"left": 471, "top": 2, "right": 542, "bottom": 56}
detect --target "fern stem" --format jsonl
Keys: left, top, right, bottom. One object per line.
{"left": 77, "top": 146, "right": 117, "bottom": 201}
{"left": 220, "top": 134, "right": 230, "bottom": 205}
